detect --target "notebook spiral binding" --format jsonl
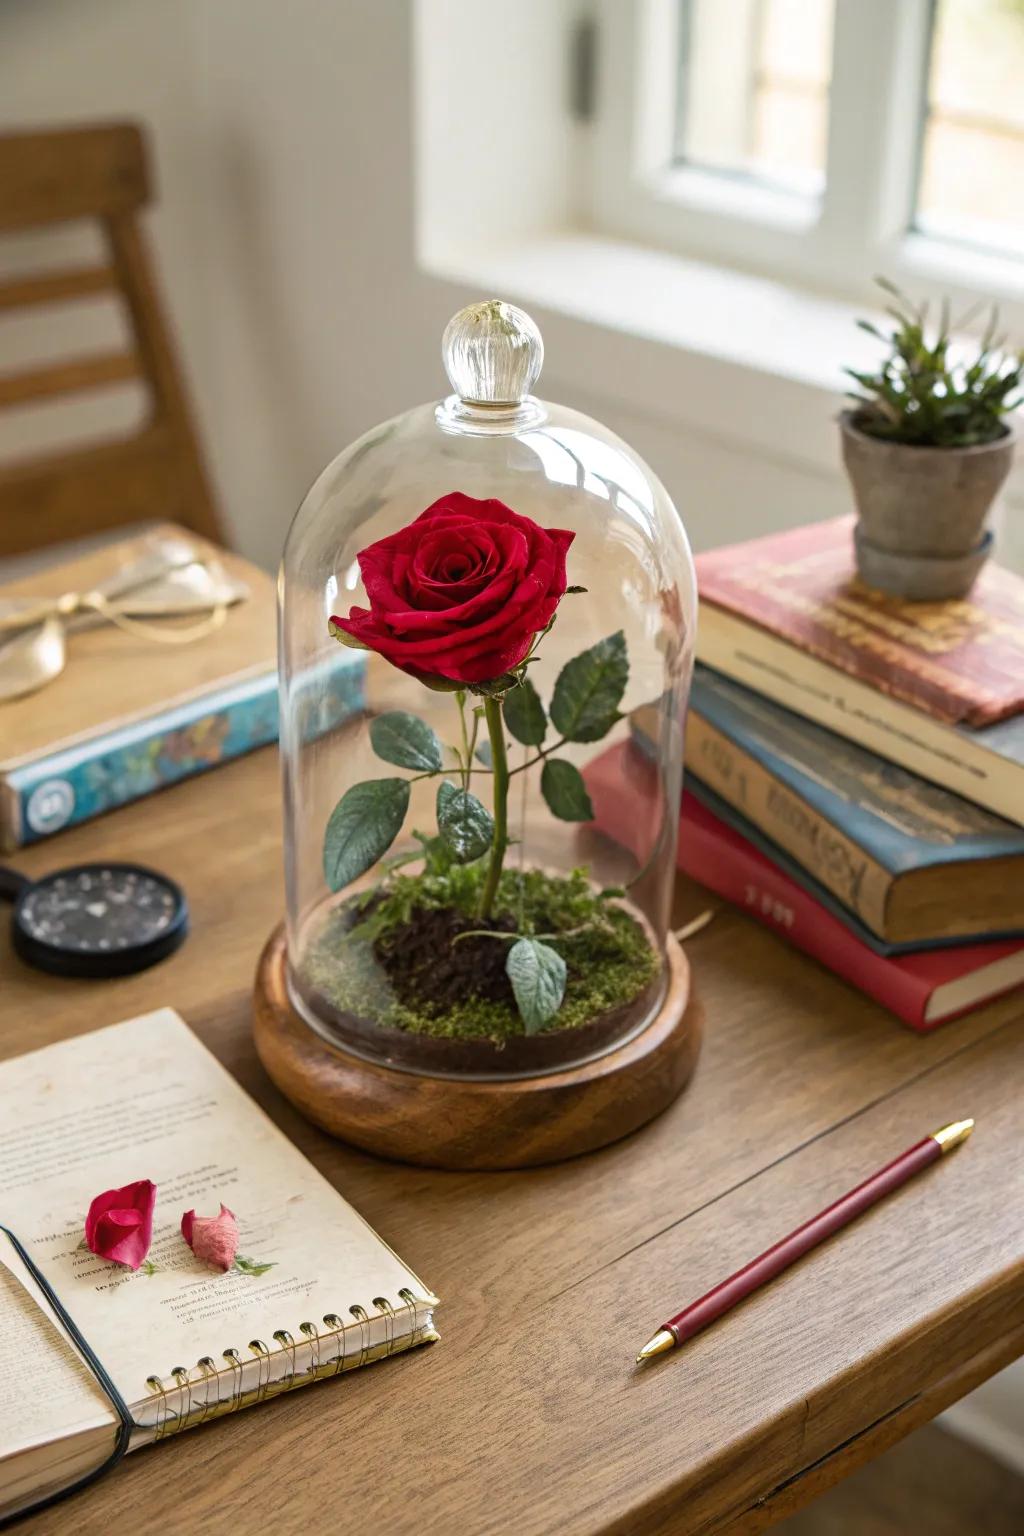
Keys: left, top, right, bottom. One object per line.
{"left": 143, "top": 1286, "right": 438, "bottom": 1438}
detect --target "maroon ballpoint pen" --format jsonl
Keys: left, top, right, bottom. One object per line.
{"left": 636, "top": 1119, "right": 974, "bottom": 1364}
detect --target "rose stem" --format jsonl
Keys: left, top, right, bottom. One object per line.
{"left": 478, "top": 694, "right": 509, "bottom": 919}
{"left": 455, "top": 689, "right": 470, "bottom": 791}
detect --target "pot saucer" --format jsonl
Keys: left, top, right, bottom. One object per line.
{"left": 854, "top": 527, "right": 993, "bottom": 601}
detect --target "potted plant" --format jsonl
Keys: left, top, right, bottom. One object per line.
{"left": 841, "top": 278, "right": 1021, "bottom": 599}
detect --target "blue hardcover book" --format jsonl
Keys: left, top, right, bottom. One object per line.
{"left": 636, "top": 665, "right": 1024, "bottom": 948}
{"left": 2, "top": 654, "right": 366, "bottom": 849}
{"left": 685, "top": 779, "right": 947, "bottom": 957}
{"left": 0, "top": 529, "right": 368, "bottom": 850}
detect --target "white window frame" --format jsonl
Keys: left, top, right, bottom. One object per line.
{"left": 588, "top": 0, "right": 1024, "bottom": 326}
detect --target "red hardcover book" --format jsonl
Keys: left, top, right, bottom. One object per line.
{"left": 584, "top": 741, "right": 1024, "bottom": 1030}
{"left": 696, "top": 516, "right": 1024, "bottom": 727}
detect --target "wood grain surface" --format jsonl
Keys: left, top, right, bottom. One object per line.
{"left": 0, "top": 746, "right": 1021, "bottom": 1536}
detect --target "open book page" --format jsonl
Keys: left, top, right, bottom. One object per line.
{"left": 0, "top": 1010, "right": 435, "bottom": 1424}
{"left": 0, "top": 1244, "right": 122, "bottom": 1520}
{"left": 0, "top": 1244, "right": 114, "bottom": 1459}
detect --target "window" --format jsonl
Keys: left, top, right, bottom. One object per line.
{"left": 588, "top": 0, "right": 1024, "bottom": 318}
{"left": 674, "top": 0, "right": 833, "bottom": 198}
{"left": 917, "top": 0, "right": 1024, "bottom": 255}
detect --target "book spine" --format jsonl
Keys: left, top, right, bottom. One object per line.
{"left": 2, "top": 677, "right": 278, "bottom": 850}
{"left": 582, "top": 746, "right": 929, "bottom": 1028}
{"left": 1, "top": 661, "right": 365, "bottom": 850}
{"left": 674, "top": 798, "right": 929, "bottom": 1029}
{"left": 697, "top": 615, "right": 1020, "bottom": 823}
{"left": 684, "top": 709, "right": 893, "bottom": 936}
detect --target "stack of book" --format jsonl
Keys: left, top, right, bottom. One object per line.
{"left": 585, "top": 516, "right": 1024, "bottom": 1030}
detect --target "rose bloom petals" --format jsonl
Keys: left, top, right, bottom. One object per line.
{"left": 329, "top": 491, "right": 575, "bottom": 685}
{"left": 84, "top": 1179, "right": 157, "bottom": 1270}
{"left": 181, "top": 1203, "right": 239, "bottom": 1272}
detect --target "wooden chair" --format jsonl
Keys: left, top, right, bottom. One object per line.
{"left": 0, "top": 123, "right": 225, "bottom": 558}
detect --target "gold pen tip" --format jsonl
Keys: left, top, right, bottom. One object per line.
{"left": 636, "top": 1328, "right": 676, "bottom": 1365}
{"left": 931, "top": 1118, "right": 975, "bottom": 1153}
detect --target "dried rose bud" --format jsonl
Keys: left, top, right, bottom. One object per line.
{"left": 180, "top": 1203, "right": 239, "bottom": 1272}
{"left": 84, "top": 1179, "right": 157, "bottom": 1270}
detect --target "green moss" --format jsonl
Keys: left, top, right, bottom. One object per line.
{"left": 304, "top": 863, "right": 660, "bottom": 1043}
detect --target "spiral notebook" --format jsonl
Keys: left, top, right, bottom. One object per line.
{"left": 0, "top": 1010, "right": 438, "bottom": 1524}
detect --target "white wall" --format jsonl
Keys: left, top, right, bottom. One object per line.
{"left": 1, "top": 0, "right": 1021, "bottom": 1471}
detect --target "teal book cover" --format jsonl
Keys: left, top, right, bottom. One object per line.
{"left": 690, "top": 664, "right": 1024, "bottom": 876}
{"left": 6, "top": 654, "right": 365, "bottom": 847}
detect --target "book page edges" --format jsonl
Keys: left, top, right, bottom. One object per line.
{"left": 131, "top": 1298, "right": 439, "bottom": 1445}
{"left": 697, "top": 607, "right": 1023, "bottom": 823}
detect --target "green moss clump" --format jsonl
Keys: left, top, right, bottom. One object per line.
{"left": 303, "top": 862, "right": 660, "bottom": 1043}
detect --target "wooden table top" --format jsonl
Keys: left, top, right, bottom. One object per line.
{"left": 3, "top": 747, "right": 1022, "bottom": 1536}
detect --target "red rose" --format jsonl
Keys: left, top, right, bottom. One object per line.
{"left": 329, "top": 491, "right": 575, "bottom": 685}
{"left": 84, "top": 1178, "right": 156, "bottom": 1269}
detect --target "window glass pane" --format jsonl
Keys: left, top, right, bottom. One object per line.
{"left": 917, "top": 0, "right": 1024, "bottom": 253}
{"left": 674, "top": 0, "right": 834, "bottom": 195}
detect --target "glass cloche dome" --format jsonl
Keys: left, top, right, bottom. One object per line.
{"left": 279, "top": 300, "right": 696, "bottom": 1080}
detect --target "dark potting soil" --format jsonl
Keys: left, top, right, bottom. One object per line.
{"left": 372, "top": 905, "right": 519, "bottom": 1012}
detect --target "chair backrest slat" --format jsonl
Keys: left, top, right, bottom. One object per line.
{"left": 0, "top": 122, "right": 225, "bottom": 558}
{"left": 0, "top": 351, "right": 141, "bottom": 410}
{"left": 0, "top": 124, "right": 148, "bottom": 232}
{"left": 0, "top": 429, "right": 180, "bottom": 555}
{"left": 0, "top": 266, "right": 118, "bottom": 311}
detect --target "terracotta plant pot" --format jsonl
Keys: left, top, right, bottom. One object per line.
{"left": 839, "top": 410, "right": 1014, "bottom": 599}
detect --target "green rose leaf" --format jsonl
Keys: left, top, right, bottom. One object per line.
{"left": 550, "top": 630, "right": 628, "bottom": 742}
{"left": 540, "top": 758, "right": 594, "bottom": 821}
{"left": 233, "top": 1255, "right": 277, "bottom": 1277}
{"left": 436, "top": 779, "right": 494, "bottom": 862}
{"left": 503, "top": 676, "right": 547, "bottom": 746}
{"left": 506, "top": 938, "right": 567, "bottom": 1034}
{"left": 323, "top": 778, "right": 410, "bottom": 890}
{"left": 475, "top": 739, "right": 493, "bottom": 767}
{"left": 369, "top": 710, "right": 443, "bottom": 772}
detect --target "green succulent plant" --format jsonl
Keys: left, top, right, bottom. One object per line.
{"left": 845, "top": 277, "right": 1022, "bottom": 449}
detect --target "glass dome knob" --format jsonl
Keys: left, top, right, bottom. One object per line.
{"left": 441, "top": 300, "right": 544, "bottom": 406}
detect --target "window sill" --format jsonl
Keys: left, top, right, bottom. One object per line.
{"left": 421, "top": 229, "right": 1024, "bottom": 512}
{"left": 423, "top": 230, "right": 878, "bottom": 477}
{"left": 644, "top": 165, "right": 823, "bottom": 235}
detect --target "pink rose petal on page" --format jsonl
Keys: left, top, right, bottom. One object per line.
{"left": 180, "top": 1204, "right": 238, "bottom": 1271}
{"left": 84, "top": 1179, "right": 157, "bottom": 1270}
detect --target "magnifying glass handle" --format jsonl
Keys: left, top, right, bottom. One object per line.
{"left": 0, "top": 866, "right": 31, "bottom": 904}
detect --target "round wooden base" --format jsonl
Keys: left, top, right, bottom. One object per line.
{"left": 252, "top": 924, "right": 701, "bottom": 1170}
